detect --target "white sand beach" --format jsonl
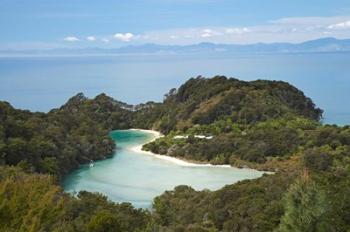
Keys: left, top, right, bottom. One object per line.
{"left": 129, "top": 129, "right": 232, "bottom": 168}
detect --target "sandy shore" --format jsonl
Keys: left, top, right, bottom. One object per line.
{"left": 129, "top": 128, "right": 162, "bottom": 138}
{"left": 129, "top": 129, "right": 232, "bottom": 168}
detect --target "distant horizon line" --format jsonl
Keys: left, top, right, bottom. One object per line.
{"left": 1, "top": 36, "right": 350, "bottom": 52}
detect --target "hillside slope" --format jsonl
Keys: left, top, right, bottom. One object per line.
{"left": 135, "top": 76, "right": 322, "bottom": 134}
{"left": 140, "top": 76, "right": 324, "bottom": 167}
{"left": 0, "top": 93, "right": 134, "bottom": 178}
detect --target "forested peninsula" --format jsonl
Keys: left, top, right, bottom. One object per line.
{"left": 1, "top": 76, "right": 350, "bottom": 231}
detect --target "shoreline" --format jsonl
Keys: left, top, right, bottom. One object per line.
{"left": 129, "top": 128, "right": 162, "bottom": 138}
{"left": 128, "top": 129, "right": 232, "bottom": 168}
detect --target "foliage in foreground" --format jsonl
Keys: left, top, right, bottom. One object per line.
{"left": 152, "top": 123, "right": 350, "bottom": 231}
{"left": 0, "top": 166, "right": 150, "bottom": 232}
{"left": 153, "top": 172, "right": 296, "bottom": 232}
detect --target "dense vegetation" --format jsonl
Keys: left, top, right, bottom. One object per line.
{"left": 142, "top": 77, "right": 323, "bottom": 169}
{"left": 152, "top": 123, "right": 350, "bottom": 231}
{"left": 142, "top": 77, "right": 350, "bottom": 231}
{"left": 0, "top": 166, "right": 149, "bottom": 232}
{"left": 0, "top": 93, "right": 133, "bottom": 178}
{"left": 136, "top": 76, "right": 322, "bottom": 134}
{"left": 143, "top": 116, "right": 320, "bottom": 169}
{"left": 1, "top": 76, "right": 350, "bottom": 231}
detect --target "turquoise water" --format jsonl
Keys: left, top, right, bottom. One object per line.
{"left": 0, "top": 53, "right": 349, "bottom": 125}
{"left": 63, "top": 130, "right": 265, "bottom": 208}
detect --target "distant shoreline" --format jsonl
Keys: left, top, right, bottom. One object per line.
{"left": 128, "top": 129, "right": 232, "bottom": 168}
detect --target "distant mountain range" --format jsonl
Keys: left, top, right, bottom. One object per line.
{"left": 2, "top": 37, "right": 350, "bottom": 56}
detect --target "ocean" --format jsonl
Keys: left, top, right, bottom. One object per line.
{"left": 0, "top": 52, "right": 349, "bottom": 125}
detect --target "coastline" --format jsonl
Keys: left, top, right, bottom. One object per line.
{"left": 129, "top": 128, "right": 162, "bottom": 138}
{"left": 128, "top": 129, "right": 232, "bottom": 168}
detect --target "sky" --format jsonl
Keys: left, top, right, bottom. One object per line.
{"left": 1, "top": 0, "right": 350, "bottom": 49}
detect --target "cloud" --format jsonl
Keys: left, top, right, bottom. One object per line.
{"left": 86, "top": 36, "right": 96, "bottom": 41}
{"left": 200, "top": 29, "right": 224, "bottom": 38}
{"left": 201, "top": 29, "right": 213, "bottom": 38}
{"left": 225, "top": 27, "right": 249, "bottom": 34}
{"left": 201, "top": 33, "right": 211, "bottom": 38}
{"left": 114, "top": 33, "right": 134, "bottom": 42}
{"left": 63, "top": 36, "right": 80, "bottom": 42}
{"left": 135, "top": 16, "right": 350, "bottom": 45}
{"left": 56, "top": 16, "right": 350, "bottom": 47}
{"left": 328, "top": 20, "right": 350, "bottom": 29}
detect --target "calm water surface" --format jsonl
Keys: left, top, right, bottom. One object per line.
{"left": 0, "top": 52, "right": 349, "bottom": 125}
{"left": 63, "top": 130, "right": 265, "bottom": 208}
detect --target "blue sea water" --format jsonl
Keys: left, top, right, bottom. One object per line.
{"left": 63, "top": 130, "right": 266, "bottom": 208}
{"left": 0, "top": 52, "right": 349, "bottom": 125}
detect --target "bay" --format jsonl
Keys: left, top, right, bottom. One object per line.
{"left": 63, "top": 129, "right": 266, "bottom": 208}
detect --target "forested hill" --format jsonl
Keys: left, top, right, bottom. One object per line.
{"left": 51, "top": 92, "right": 134, "bottom": 130}
{"left": 141, "top": 77, "right": 327, "bottom": 167}
{"left": 0, "top": 93, "right": 134, "bottom": 178}
{"left": 134, "top": 76, "right": 323, "bottom": 133}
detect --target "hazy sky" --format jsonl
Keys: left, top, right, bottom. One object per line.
{"left": 1, "top": 0, "right": 350, "bottom": 49}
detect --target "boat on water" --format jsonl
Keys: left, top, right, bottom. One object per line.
{"left": 89, "top": 160, "right": 94, "bottom": 168}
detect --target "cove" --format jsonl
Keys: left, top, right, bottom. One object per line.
{"left": 63, "top": 129, "right": 266, "bottom": 208}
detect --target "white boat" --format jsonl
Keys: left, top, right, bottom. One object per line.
{"left": 89, "top": 160, "right": 94, "bottom": 168}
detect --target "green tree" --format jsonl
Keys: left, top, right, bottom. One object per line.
{"left": 276, "top": 179, "right": 332, "bottom": 232}
{"left": 6, "top": 137, "right": 28, "bottom": 165}
{"left": 87, "top": 210, "right": 121, "bottom": 232}
{"left": 303, "top": 150, "right": 333, "bottom": 172}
